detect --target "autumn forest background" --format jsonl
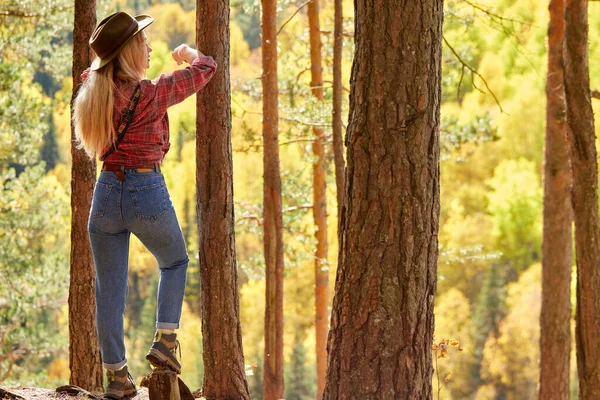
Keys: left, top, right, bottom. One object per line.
{"left": 1, "top": 0, "right": 600, "bottom": 398}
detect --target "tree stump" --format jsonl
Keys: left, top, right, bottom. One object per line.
{"left": 145, "top": 368, "right": 180, "bottom": 400}
{"left": 141, "top": 367, "right": 195, "bottom": 400}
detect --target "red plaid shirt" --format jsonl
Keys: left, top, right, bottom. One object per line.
{"left": 84, "top": 56, "right": 217, "bottom": 167}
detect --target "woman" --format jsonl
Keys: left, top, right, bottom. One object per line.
{"left": 73, "top": 11, "right": 216, "bottom": 399}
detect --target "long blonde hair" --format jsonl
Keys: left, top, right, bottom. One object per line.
{"left": 73, "top": 32, "right": 147, "bottom": 159}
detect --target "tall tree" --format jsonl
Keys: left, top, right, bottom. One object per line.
{"left": 332, "top": 0, "right": 345, "bottom": 222}
{"left": 195, "top": 1, "right": 250, "bottom": 398}
{"left": 306, "top": 0, "right": 329, "bottom": 397}
{"left": 539, "top": 0, "right": 572, "bottom": 397}
{"left": 323, "top": 0, "right": 443, "bottom": 397}
{"left": 261, "top": 0, "right": 285, "bottom": 398}
{"left": 69, "top": 0, "right": 103, "bottom": 390}
{"left": 564, "top": 0, "right": 600, "bottom": 398}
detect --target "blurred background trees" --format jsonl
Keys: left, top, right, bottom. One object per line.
{"left": 1, "top": 0, "right": 600, "bottom": 397}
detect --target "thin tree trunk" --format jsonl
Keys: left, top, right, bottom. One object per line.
{"left": 332, "top": 0, "right": 345, "bottom": 223}
{"left": 307, "top": 0, "right": 329, "bottom": 397}
{"left": 262, "top": 0, "right": 285, "bottom": 398}
{"left": 539, "top": 0, "right": 572, "bottom": 398}
{"left": 564, "top": 0, "right": 600, "bottom": 398}
{"left": 196, "top": 1, "right": 250, "bottom": 398}
{"left": 69, "top": 0, "right": 103, "bottom": 391}
{"left": 323, "top": 0, "right": 443, "bottom": 398}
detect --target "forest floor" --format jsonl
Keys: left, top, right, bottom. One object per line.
{"left": 1, "top": 386, "right": 205, "bottom": 399}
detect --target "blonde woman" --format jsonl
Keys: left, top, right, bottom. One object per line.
{"left": 73, "top": 11, "right": 216, "bottom": 399}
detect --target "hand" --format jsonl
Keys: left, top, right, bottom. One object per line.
{"left": 171, "top": 44, "right": 199, "bottom": 65}
{"left": 80, "top": 67, "right": 91, "bottom": 83}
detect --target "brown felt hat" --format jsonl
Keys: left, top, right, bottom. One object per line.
{"left": 89, "top": 12, "right": 153, "bottom": 71}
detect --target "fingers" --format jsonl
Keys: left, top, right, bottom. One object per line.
{"left": 80, "top": 67, "right": 91, "bottom": 83}
{"left": 171, "top": 44, "right": 187, "bottom": 66}
{"left": 171, "top": 44, "right": 204, "bottom": 65}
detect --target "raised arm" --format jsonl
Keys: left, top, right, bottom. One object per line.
{"left": 150, "top": 45, "right": 217, "bottom": 113}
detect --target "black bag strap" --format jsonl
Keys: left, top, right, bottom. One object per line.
{"left": 100, "top": 84, "right": 142, "bottom": 161}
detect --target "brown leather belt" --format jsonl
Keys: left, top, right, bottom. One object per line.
{"left": 102, "top": 163, "right": 160, "bottom": 181}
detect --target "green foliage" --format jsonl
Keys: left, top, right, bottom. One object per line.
{"left": 248, "top": 351, "right": 264, "bottom": 400}
{"left": 1, "top": 0, "right": 598, "bottom": 396}
{"left": 0, "top": 164, "right": 70, "bottom": 384}
{"left": 440, "top": 112, "right": 498, "bottom": 161}
{"left": 470, "top": 262, "right": 506, "bottom": 390}
{"left": 479, "top": 264, "right": 541, "bottom": 400}
{"left": 487, "top": 158, "right": 542, "bottom": 274}
{"left": 0, "top": 65, "right": 49, "bottom": 166}
{"left": 434, "top": 289, "right": 475, "bottom": 399}
{"left": 145, "top": 3, "right": 195, "bottom": 49}
{"left": 285, "top": 334, "right": 315, "bottom": 400}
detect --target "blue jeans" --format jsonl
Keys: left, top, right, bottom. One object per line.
{"left": 88, "top": 168, "right": 189, "bottom": 370}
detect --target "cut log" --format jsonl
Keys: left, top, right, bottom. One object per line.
{"left": 177, "top": 378, "right": 194, "bottom": 400}
{"left": 143, "top": 367, "right": 197, "bottom": 400}
{"left": 147, "top": 368, "right": 180, "bottom": 400}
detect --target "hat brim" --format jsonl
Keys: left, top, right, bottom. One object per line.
{"left": 90, "top": 15, "right": 153, "bottom": 71}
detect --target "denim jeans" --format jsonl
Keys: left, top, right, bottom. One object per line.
{"left": 88, "top": 168, "right": 189, "bottom": 370}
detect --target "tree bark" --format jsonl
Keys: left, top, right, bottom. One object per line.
{"left": 332, "top": 0, "right": 345, "bottom": 223}
{"left": 69, "top": 0, "right": 103, "bottom": 391}
{"left": 323, "top": 0, "right": 443, "bottom": 398}
{"left": 307, "top": 0, "right": 329, "bottom": 398}
{"left": 564, "top": 0, "right": 600, "bottom": 398}
{"left": 195, "top": 1, "right": 250, "bottom": 399}
{"left": 147, "top": 369, "right": 181, "bottom": 400}
{"left": 539, "top": 0, "right": 572, "bottom": 398}
{"left": 261, "top": 0, "right": 285, "bottom": 398}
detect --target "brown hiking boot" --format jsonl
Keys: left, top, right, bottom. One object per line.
{"left": 103, "top": 365, "right": 137, "bottom": 399}
{"left": 146, "top": 331, "right": 182, "bottom": 374}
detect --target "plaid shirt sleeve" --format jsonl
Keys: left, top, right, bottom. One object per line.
{"left": 150, "top": 55, "right": 217, "bottom": 114}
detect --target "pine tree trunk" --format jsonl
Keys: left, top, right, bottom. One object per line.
{"left": 195, "top": 1, "right": 250, "bottom": 398}
{"left": 332, "top": 0, "right": 345, "bottom": 223}
{"left": 69, "top": 0, "right": 103, "bottom": 391}
{"left": 564, "top": 0, "right": 600, "bottom": 398}
{"left": 261, "top": 0, "right": 285, "bottom": 398}
{"left": 307, "top": 1, "right": 329, "bottom": 398}
{"left": 539, "top": 0, "right": 572, "bottom": 397}
{"left": 323, "top": 0, "right": 443, "bottom": 398}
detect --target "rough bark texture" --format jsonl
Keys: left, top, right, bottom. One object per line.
{"left": 307, "top": 1, "right": 329, "bottom": 397}
{"left": 69, "top": 0, "right": 103, "bottom": 391}
{"left": 322, "top": 0, "right": 443, "bottom": 398}
{"left": 332, "top": 0, "right": 345, "bottom": 223}
{"left": 195, "top": 1, "right": 250, "bottom": 399}
{"left": 147, "top": 370, "right": 180, "bottom": 400}
{"left": 539, "top": 0, "right": 572, "bottom": 398}
{"left": 261, "top": 0, "right": 285, "bottom": 398}
{"left": 564, "top": 0, "right": 600, "bottom": 398}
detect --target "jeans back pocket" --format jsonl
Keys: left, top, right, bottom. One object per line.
{"left": 90, "top": 182, "right": 113, "bottom": 219}
{"left": 128, "top": 181, "right": 169, "bottom": 222}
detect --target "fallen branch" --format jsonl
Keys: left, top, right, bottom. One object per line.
{"left": 55, "top": 385, "right": 100, "bottom": 399}
{"left": 0, "top": 388, "right": 24, "bottom": 400}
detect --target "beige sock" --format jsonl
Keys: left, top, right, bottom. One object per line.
{"left": 157, "top": 328, "right": 175, "bottom": 335}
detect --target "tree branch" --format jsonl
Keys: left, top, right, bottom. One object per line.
{"left": 0, "top": 10, "right": 40, "bottom": 18}
{"left": 461, "top": 0, "right": 535, "bottom": 27}
{"left": 443, "top": 36, "right": 505, "bottom": 113}
{"left": 277, "top": 0, "right": 313, "bottom": 36}
{"left": 592, "top": 89, "right": 600, "bottom": 100}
